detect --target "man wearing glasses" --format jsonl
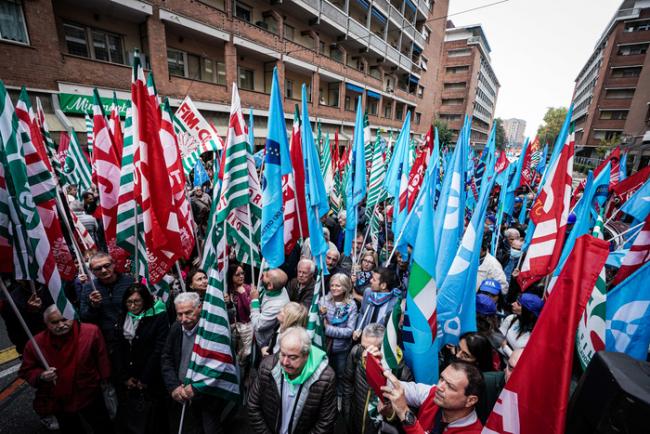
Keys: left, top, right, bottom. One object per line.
{"left": 80, "top": 252, "right": 135, "bottom": 355}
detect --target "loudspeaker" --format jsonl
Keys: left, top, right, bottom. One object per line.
{"left": 566, "top": 351, "right": 650, "bottom": 434}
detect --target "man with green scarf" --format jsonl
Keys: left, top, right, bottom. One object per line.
{"left": 248, "top": 327, "right": 337, "bottom": 434}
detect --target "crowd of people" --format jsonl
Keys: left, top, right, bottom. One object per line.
{"left": 0, "top": 174, "right": 550, "bottom": 434}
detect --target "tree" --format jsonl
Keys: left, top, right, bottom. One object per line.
{"left": 537, "top": 107, "right": 568, "bottom": 145}
{"left": 433, "top": 119, "right": 454, "bottom": 147}
{"left": 494, "top": 118, "right": 506, "bottom": 150}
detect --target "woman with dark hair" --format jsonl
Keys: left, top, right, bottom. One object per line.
{"left": 113, "top": 284, "right": 170, "bottom": 434}
{"left": 451, "top": 332, "right": 496, "bottom": 373}
{"left": 352, "top": 252, "right": 377, "bottom": 304}
{"left": 185, "top": 269, "right": 208, "bottom": 300}
{"left": 226, "top": 263, "right": 253, "bottom": 363}
{"left": 499, "top": 292, "right": 544, "bottom": 357}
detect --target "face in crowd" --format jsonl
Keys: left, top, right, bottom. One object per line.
{"left": 433, "top": 365, "right": 479, "bottom": 411}
{"left": 296, "top": 261, "right": 314, "bottom": 286}
{"left": 176, "top": 300, "right": 202, "bottom": 331}
{"left": 90, "top": 255, "right": 117, "bottom": 284}
{"left": 279, "top": 333, "right": 309, "bottom": 379}
{"left": 45, "top": 310, "right": 74, "bottom": 336}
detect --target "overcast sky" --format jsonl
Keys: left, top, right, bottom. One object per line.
{"left": 446, "top": 0, "right": 623, "bottom": 137}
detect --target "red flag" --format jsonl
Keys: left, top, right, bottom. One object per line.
{"left": 406, "top": 149, "right": 428, "bottom": 212}
{"left": 611, "top": 215, "right": 650, "bottom": 287}
{"left": 483, "top": 234, "right": 609, "bottom": 434}
{"left": 109, "top": 105, "right": 124, "bottom": 162}
{"left": 495, "top": 150, "right": 509, "bottom": 174}
{"left": 57, "top": 132, "right": 70, "bottom": 167}
{"left": 519, "top": 136, "right": 539, "bottom": 187}
{"left": 517, "top": 136, "right": 574, "bottom": 290}
{"left": 332, "top": 129, "right": 340, "bottom": 176}
{"left": 283, "top": 108, "right": 308, "bottom": 253}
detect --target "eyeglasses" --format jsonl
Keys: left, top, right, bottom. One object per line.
{"left": 234, "top": 271, "right": 245, "bottom": 276}
{"left": 91, "top": 263, "right": 113, "bottom": 272}
{"left": 126, "top": 299, "right": 143, "bottom": 306}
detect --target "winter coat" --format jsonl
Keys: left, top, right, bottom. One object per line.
{"left": 319, "top": 296, "right": 358, "bottom": 354}
{"left": 247, "top": 353, "right": 337, "bottom": 434}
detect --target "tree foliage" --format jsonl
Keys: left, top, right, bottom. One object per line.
{"left": 536, "top": 107, "right": 568, "bottom": 145}
{"left": 494, "top": 118, "right": 506, "bottom": 150}
{"left": 433, "top": 119, "right": 454, "bottom": 148}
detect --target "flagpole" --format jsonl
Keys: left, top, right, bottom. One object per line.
{"left": 242, "top": 205, "right": 257, "bottom": 285}
{"left": 177, "top": 402, "right": 186, "bottom": 434}
{"left": 606, "top": 220, "right": 644, "bottom": 243}
{"left": 383, "top": 197, "right": 420, "bottom": 267}
{"left": 0, "top": 279, "right": 50, "bottom": 370}
{"left": 176, "top": 262, "right": 187, "bottom": 292}
{"left": 358, "top": 198, "right": 381, "bottom": 264}
{"left": 352, "top": 207, "right": 359, "bottom": 264}
{"left": 318, "top": 256, "right": 326, "bottom": 298}
{"left": 133, "top": 200, "right": 140, "bottom": 279}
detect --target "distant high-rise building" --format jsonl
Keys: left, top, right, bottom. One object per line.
{"left": 571, "top": 0, "right": 650, "bottom": 169}
{"left": 503, "top": 118, "right": 526, "bottom": 145}
{"left": 433, "top": 22, "right": 500, "bottom": 147}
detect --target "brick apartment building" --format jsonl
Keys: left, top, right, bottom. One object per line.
{"left": 433, "top": 22, "right": 499, "bottom": 147}
{"left": 502, "top": 117, "right": 526, "bottom": 146}
{"left": 0, "top": 0, "right": 450, "bottom": 147}
{"left": 571, "top": 0, "right": 650, "bottom": 169}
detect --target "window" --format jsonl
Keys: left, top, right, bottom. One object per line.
{"left": 216, "top": 62, "right": 226, "bottom": 85}
{"left": 200, "top": 0, "right": 225, "bottom": 10}
{"left": 383, "top": 101, "right": 392, "bottom": 118}
{"left": 617, "top": 43, "right": 648, "bottom": 56}
{"left": 415, "top": 112, "right": 421, "bottom": 125}
{"left": 0, "top": 0, "right": 29, "bottom": 44}
{"left": 417, "top": 85, "right": 424, "bottom": 98}
{"left": 330, "top": 46, "right": 343, "bottom": 63}
{"left": 319, "top": 40, "right": 326, "bottom": 54}
{"left": 605, "top": 88, "right": 635, "bottom": 99}
{"left": 201, "top": 58, "right": 214, "bottom": 82}
{"left": 284, "top": 23, "right": 294, "bottom": 41}
{"left": 285, "top": 79, "right": 294, "bottom": 99}
{"left": 444, "top": 82, "right": 466, "bottom": 90}
{"left": 599, "top": 110, "right": 628, "bottom": 120}
{"left": 345, "top": 95, "right": 359, "bottom": 112}
{"left": 440, "top": 114, "right": 462, "bottom": 122}
{"left": 446, "top": 65, "right": 469, "bottom": 74}
{"left": 327, "top": 82, "right": 339, "bottom": 107}
{"left": 395, "top": 104, "right": 404, "bottom": 120}
{"left": 610, "top": 66, "right": 642, "bottom": 78}
{"left": 239, "top": 67, "right": 254, "bottom": 90}
{"left": 442, "top": 98, "right": 464, "bottom": 105}
{"left": 625, "top": 20, "right": 650, "bottom": 32}
{"left": 234, "top": 1, "right": 252, "bottom": 22}
{"left": 167, "top": 49, "right": 185, "bottom": 76}
{"left": 187, "top": 53, "right": 200, "bottom": 80}
{"left": 63, "top": 22, "right": 125, "bottom": 64}
{"left": 448, "top": 48, "right": 471, "bottom": 58}
{"left": 368, "top": 98, "right": 378, "bottom": 116}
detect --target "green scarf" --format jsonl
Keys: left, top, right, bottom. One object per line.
{"left": 282, "top": 346, "right": 327, "bottom": 386}
{"left": 127, "top": 299, "right": 167, "bottom": 320}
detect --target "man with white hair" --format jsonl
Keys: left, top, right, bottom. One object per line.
{"left": 19, "top": 306, "right": 112, "bottom": 433}
{"left": 286, "top": 258, "right": 317, "bottom": 308}
{"left": 248, "top": 326, "right": 337, "bottom": 434}
{"left": 161, "top": 292, "right": 225, "bottom": 434}
{"left": 250, "top": 269, "right": 291, "bottom": 348}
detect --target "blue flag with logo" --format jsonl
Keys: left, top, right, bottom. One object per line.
{"left": 606, "top": 260, "right": 650, "bottom": 361}
{"left": 261, "top": 67, "right": 292, "bottom": 268}
{"left": 619, "top": 152, "right": 628, "bottom": 181}
{"left": 193, "top": 158, "right": 210, "bottom": 188}
{"left": 301, "top": 84, "right": 329, "bottom": 269}
{"left": 536, "top": 143, "right": 548, "bottom": 174}
{"left": 619, "top": 177, "right": 650, "bottom": 223}
{"left": 344, "top": 97, "right": 367, "bottom": 257}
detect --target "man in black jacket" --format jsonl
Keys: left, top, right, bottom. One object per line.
{"left": 161, "top": 292, "right": 225, "bottom": 434}
{"left": 248, "top": 326, "right": 337, "bottom": 434}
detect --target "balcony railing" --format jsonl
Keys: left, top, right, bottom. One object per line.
{"left": 386, "top": 44, "right": 401, "bottom": 65}
{"left": 321, "top": 0, "right": 347, "bottom": 27}
{"left": 369, "top": 33, "right": 388, "bottom": 57}
{"left": 374, "top": 0, "right": 389, "bottom": 14}
{"left": 413, "top": 29, "right": 426, "bottom": 48}
{"left": 348, "top": 17, "right": 369, "bottom": 41}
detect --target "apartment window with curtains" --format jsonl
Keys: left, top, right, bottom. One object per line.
{"left": 63, "top": 22, "right": 125, "bottom": 64}
{"left": 0, "top": 0, "right": 29, "bottom": 44}
{"left": 239, "top": 67, "right": 255, "bottom": 90}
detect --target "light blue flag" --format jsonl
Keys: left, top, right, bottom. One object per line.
{"left": 193, "top": 158, "right": 210, "bottom": 187}
{"left": 401, "top": 129, "right": 440, "bottom": 250}
{"left": 402, "top": 172, "right": 439, "bottom": 385}
{"left": 503, "top": 137, "right": 529, "bottom": 217}
{"left": 344, "top": 96, "right": 367, "bottom": 257}
{"left": 433, "top": 116, "right": 469, "bottom": 285}
{"left": 517, "top": 194, "right": 528, "bottom": 225}
{"left": 619, "top": 152, "right": 628, "bottom": 181}
{"left": 491, "top": 163, "right": 513, "bottom": 255}
{"left": 248, "top": 107, "right": 255, "bottom": 153}
{"left": 619, "top": 177, "right": 650, "bottom": 222}
{"left": 261, "top": 67, "right": 292, "bottom": 268}
{"left": 301, "top": 84, "right": 329, "bottom": 269}
{"left": 606, "top": 260, "right": 650, "bottom": 360}
{"left": 437, "top": 169, "right": 496, "bottom": 345}
{"left": 536, "top": 143, "right": 549, "bottom": 174}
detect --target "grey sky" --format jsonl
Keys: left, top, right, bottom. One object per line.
{"left": 447, "top": 0, "right": 623, "bottom": 137}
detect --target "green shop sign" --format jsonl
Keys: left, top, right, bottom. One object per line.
{"left": 59, "top": 93, "right": 129, "bottom": 116}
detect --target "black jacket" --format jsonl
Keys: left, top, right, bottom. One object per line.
{"left": 160, "top": 321, "right": 184, "bottom": 394}
{"left": 113, "top": 311, "right": 169, "bottom": 390}
{"left": 248, "top": 353, "right": 337, "bottom": 434}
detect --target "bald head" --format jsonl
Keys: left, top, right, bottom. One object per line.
{"left": 264, "top": 268, "right": 288, "bottom": 291}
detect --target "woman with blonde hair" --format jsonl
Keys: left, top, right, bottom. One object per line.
{"left": 260, "top": 302, "right": 308, "bottom": 357}
{"left": 319, "top": 273, "right": 358, "bottom": 396}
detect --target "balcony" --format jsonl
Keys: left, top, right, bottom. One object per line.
{"left": 374, "top": 0, "right": 390, "bottom": 15}
{"left": 321, "top": 0, "right": 347, "bottom": 32}
{"left": 369, "top": 33, "right": 388, "bottom": 57}
{"left": 386, "top": 44, "right": 401, "bottom": 65}
{"left": 348, "top": 17, "right": 370, "bottom": 43}
{"left": 295, "top": 0, "right": 320, "bottom": 14}
{"left": 413, "top": 29, "right": 426, "bottom": 48}
{"left": 400, "top": 54, "right": 413, "bottom": 70}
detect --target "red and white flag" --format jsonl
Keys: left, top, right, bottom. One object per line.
{"left": 91, "top": 91, "right": 130, "bottom": 272}
{"left": 483, "top": 234, "right": 609, "bottom": 434}
{"left": 517, "top": 134, "right": 574, "bottom": 291}
{"left": 610, "top": 215, "right": 650, "bottom": 287}
{"left": 495, "top": 150, "right": 509, "bottom": 174}
{"left": 284, "top": 107, "right": 309, "bottom": 254}
{"left": 131, "top": 58, "right": 192, "bottom": 283}
{"left": 406, "top": 126, "right": 434, "bottom": 211}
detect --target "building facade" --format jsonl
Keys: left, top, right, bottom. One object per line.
{"left": 571, "top": 0, "right": 650, "bottom": 169}
{"left": 502, "top": 118, "right": 526, "bottom": 146}
{"left": 0, "top": 0, "right": 450, "bottom": 148}
{"left": 433, "top": 22, "right": 499, "bottom": 147}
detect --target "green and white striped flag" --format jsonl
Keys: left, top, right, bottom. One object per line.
{"left": 116, "top": 105, "right": 138, "bottom": 256}
{"left": 84, "top": 113, "right": 93, "bottom": 155}
{"left": 363, "top": 111, "right": 372, "bottom": 164}
{"left": 185, "top": 210, "right": 239, "bottom": 399}
{"left": 306, "top": 288, "right": 326, "bottom": 350}
{"left": 0, "top": 159, "right": 30, "bottom": 278}
{"left": 216, "top": 84, "right": 262, "bottom": 267}
{"left": 0, "top": 81, "right": 76, "bottom": 319}
{"left": 381, "top": 299, "right": 403, "bottom": 372}
{"left": 366, "top": 133, "right": 385, "bottom": 219}
{"left": 32, "top": 96, "right": 64, "bottom": 185}
{"left": 576, "top": 211, "right": 607, "bottom": 370}
{"left": 320, "top": 133, "right": 333, "bottom": 195}
{"left": 63, "top": 129, "right": 92, "bottom": 193}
